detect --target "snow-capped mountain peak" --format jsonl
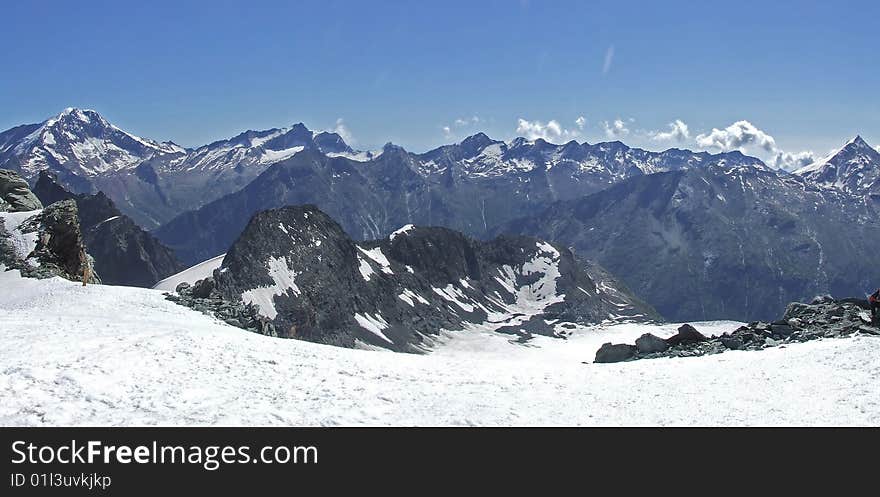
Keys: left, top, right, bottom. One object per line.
{"left": 794, "top": 135, "right": 880, "bottom": 194}
{"left": 167, "top": 121, "right": 366, "bottom": 173}
{"left": 0, "top": 107, "right": 184, "bottom": 178}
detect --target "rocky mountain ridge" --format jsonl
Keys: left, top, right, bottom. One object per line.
{"left": 1, "top": 108, "right": 769, "bottom": 231}
{"left": 500, "top": 160, "right": 880, "bottom": 322}
{"left": 163, "top": 204, "right": 660, "bottom": 352}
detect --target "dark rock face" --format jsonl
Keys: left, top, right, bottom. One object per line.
{"left": 32, "top": 171, "right": 183, "bottom": 287}
{"left": 595, "top": 343, "right": 638, "bottom": 363}
{"left": 501, "top": 163, "right": 880, "bottom": 322}
{"left": 0, "top": 199, "right": 99, "bottom": 283}
{"left": 165, "top": 205, "right": 660, "bottom": 352}
{"left": 0, "top": 169, "right": 42, "bottom": 212}
{"left": 28, "top": 200, "right": 96, "bottom": 281}
{"left": 592, "top": 296, "right": 879, "bottom": 363}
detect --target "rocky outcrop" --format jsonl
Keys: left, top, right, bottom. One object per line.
{"left": 32, "top": 170, "right": 183, "bottom": 287}
{"left": 0, "top": 169, "right": 42, "bottom": 212}
{"left": 166, "top": 283, "right": 276, "bottom": 336}
{"left": 164, "top": 205, "right": 660, "bottom": 352}
{"left": 0, "top": 199, "right": 99, "bottom": 283}
{"left": 591, "top": 296, "right": 879, "bottom": 363}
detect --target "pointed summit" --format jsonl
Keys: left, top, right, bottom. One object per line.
{"left": 0, "top": 107, "right": 182, "bottom": 178}
{"left": 460, "top": 132, "right": 498, "bottom": 155}
{"left": 845, "top": 135, "right": 871, "bottom": 149}
{"left": 794, "top": 135, "right": 880, "bottom": 195}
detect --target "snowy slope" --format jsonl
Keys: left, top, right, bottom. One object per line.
{"left": 152, "top": 253, "right": 226, "bottom": 291}
{"left": 2, "top": 271, "right": 879, "bottom": 426}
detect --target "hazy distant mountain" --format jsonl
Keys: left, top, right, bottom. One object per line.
{"left": 154, "top": 136, "right": 766, "bottom": 265}
{"left": 499, "top": 161, "right": 880, "bottom": 322}
{"left": 0, "top": 109, "right": 766, "bottom": 232}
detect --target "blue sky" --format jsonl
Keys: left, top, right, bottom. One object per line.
{"left": 2, "top": 0, "right": 878, "bottom": 167}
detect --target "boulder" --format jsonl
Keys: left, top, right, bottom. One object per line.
{"left": 720, "top": 337, "right": 744, "bottom": 350}
{"left": 594, "top": 343, "right": 637, "bottom": 363}
{"left": 190, "top": 277, "right": 215, "bottom": 299}
{"left": 635, "top": 333, "right": 668, "bottom": 354}
{"left": 175, "top": 282, "right": 192, "bottom": 293}
{"left": 665, "top": 324, "right": 707, "bottom": 347}
{"left": 770, "top": 324, "right": 793, "bottom": 337}
{"left": 0, "top": 169, "right": 43, "bottom": 212}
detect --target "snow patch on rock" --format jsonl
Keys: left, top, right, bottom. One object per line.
{"left": 241, "top": 257, "right": 301, "bottom": 319}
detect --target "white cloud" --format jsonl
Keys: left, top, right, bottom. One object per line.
{"left": 575, "top": 116, "right": 587, "bottom": 130}
{"left": 516, "top": 118, "right": 581, "bottom": 142}
{"left": 602, "top": 45, "right": 614, "bottom": 75}
{"left": 601, "top": 118, "right": 631, "bottom": 139}
{"left": 694, "top": 120, "right": 814, "bottom": 171}
{"left": 454, "top": 116, "right": 481, "bottom": 127}
{"left": 442, "top": 116, "right": 482, "bottom": 140}
{"left": 773, "top": 150, "right": 815, "bottom": 171}
{"left": 695, "top": 120, "right": 776, "bottom": 153}
{"left": 650, "top": 119, "right": 690, "bottom": 143}
{"left": 332, "top": 118, "right": 354, "bottom": 145}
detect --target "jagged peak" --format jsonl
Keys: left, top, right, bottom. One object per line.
{"left": 848, "top": 135, "right": 867, "bottom": 146}
{"left": 507, "top": 136, "right": 532, "bottom": 148}
{"left": 795, "top": 135, "right": 880, "bottom": 176}
{"left": 382, "top": 142, "right": 407, "bottom": 153}
{"left": 460, "top": 132, "right": 493, "bottom": 146}
{"left": 45, "top": 107, "right": 108, "bottom": 129}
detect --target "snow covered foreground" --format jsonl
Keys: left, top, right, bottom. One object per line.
{"left": 1, "top": 271, "right": 879, "bottom": 426}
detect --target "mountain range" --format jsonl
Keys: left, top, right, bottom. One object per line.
{"left": 3, "top": 108, "right": 880, "bottom": 322}
{"left": 1, "top": 108, "right": 765, "bottom": 231}
{"left": 500, "top": 160, "right": 880, "bottom": 321}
